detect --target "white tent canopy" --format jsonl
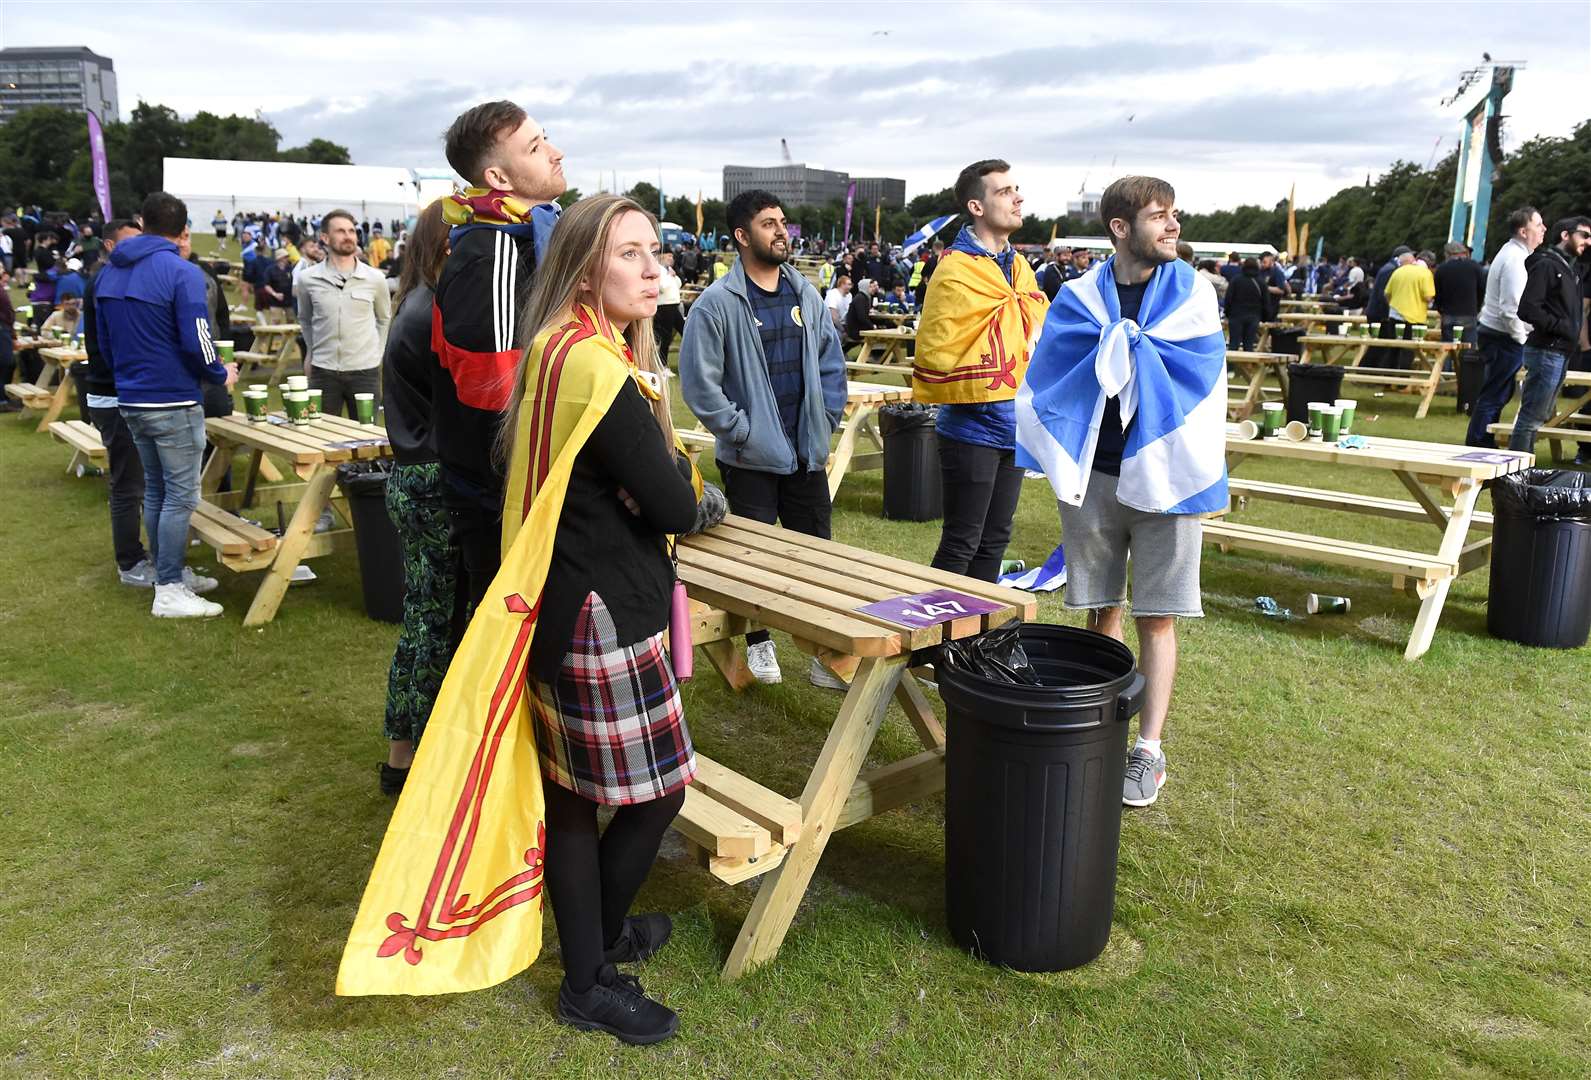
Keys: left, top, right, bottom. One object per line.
{"left": 162, "top": 158, "right": 461, "bottom": 226}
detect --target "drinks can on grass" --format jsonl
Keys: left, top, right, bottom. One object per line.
{"left": 1334, "top": 398, "right": 1357, "bottom": 434}
{"left": 1306, "top": 593, "right": 1351, "bottom": 614}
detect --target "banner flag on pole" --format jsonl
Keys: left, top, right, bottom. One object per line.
{"left": 901, "top": 213, "right": 957, "bottom": 256}
{"left": 842, "top": 183, "right": 856, "bottom": 245}
{"left": 87, "top": 110, "right": 112, "bottom": 220}
{"left": 874, "top": 203, "right": 881, "bottom": 245}
{"left": 694, "top": 190, "right": 703, "bottom": 242}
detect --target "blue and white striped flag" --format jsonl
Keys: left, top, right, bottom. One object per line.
{"left": 902, "top": 214, "right": 957, "bottom": 256}
{"left": 998, "top": 544, "right": 1067, "bottom": 592}
{"left": 1016, "top": 256, "right": 1228, "bottom": 514}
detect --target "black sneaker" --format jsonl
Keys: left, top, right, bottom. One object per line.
{"left": 379, "top": 763, "right": 408, "bottom": 796}
{"left": 556, "top": 963, "right": 679, "bottom": 1045}
{"left": 604, "top": 912, "right": 672, "bottom": 965}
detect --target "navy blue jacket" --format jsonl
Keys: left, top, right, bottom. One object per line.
{"left": 94, "top": 234, "right": 225, "bottom": 406}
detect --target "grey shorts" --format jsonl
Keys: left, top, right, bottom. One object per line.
{"left": 1057, "top": 469, "right": 1204, "bottom": 617}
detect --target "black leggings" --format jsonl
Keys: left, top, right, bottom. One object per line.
{"left": 541, "top": 779, "right": 685, "bottom": 991}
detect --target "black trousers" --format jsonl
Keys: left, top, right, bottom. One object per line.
{"left": 1228, "top": 316, "right": 1260, "bottom": 352}
{"left": 87, "top": 404, "right": 150, "bottom": 571}
{"left": 441, "top": 475, "right": 504, "bottom": 650}
{"left": 308, "top": 365, "right": 381, "bottom": 418}
{"left": 542, "top": 781, "right": 684, "bottom": 991}
{"left": 653, "top": 303, "right": 683, "bottom": 365}
{"left": 1368, "top": 317, "right": 1415, "bottom": 369}
{"left": 931, "top": 435, "right": 1024, "bottom": 583}
{"left": 719, "top": 462, "right": 831, "bottom": 644}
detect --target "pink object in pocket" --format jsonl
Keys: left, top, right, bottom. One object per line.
{"left": 669, "top": 578, "right": 693, "bottom": 682}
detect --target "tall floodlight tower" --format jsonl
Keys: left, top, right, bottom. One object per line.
{"left": 1447, "top": 62, "right": 1519, "bottom": 258}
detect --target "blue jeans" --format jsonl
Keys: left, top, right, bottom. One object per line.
{"left": 120, "top": 405, "right": 205, "bottom": 586}
{"left": 1464, "top": 326, "right": 1525, "bottom": 447}
{"left": 1507, "top": 346, "right": 1569, "bottom": 452}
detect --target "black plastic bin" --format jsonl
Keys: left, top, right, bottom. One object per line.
{"left": 879, "top": 403, "right": 942, "bottom": 521}
{"left": 1285, "top": 363, "right": 1346, "bottom": 424}
{"left": 336, "top": 462, "right": 406, "bottom": 623}
{"left": 1456, "top": 350, "right": 1484, "bottom": 414}
{"left": 1486, "top": 469, "right": 1591, "bottom": 648}
{"left": 1268, "top": 326, "right": 1307, "bottom": 356}
{"left": 939, "top": 624, "right": 1145, "bottom": 971}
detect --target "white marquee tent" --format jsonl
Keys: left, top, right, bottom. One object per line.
{"left": 162, "top": 158, "right": 461, "bottom": 226}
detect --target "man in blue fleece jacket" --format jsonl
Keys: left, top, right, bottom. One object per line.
{"left": 95, "top": 192, "right": 238, "bottom": 619}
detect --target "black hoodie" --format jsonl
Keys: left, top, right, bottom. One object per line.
{"left": 1518, "top": 245, "right": 1584, "bottom": 355}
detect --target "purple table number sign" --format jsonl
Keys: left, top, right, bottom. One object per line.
{"left": 857, "top": 589, "right": 1004, "bottom": 629}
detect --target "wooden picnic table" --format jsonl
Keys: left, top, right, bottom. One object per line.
{"left": 870, "top": 310, "right": 916, "bottom": 326}
{"left": 853, "top": 326, "right": 915, "bottom": 366}
{"left": 1226, "top": 350, "right": 1292, "bottom": 419}
{"left": 1210, "top": 425, "right": 1533, "bottom": 659}
{"left": 200, "top": 410, "right": 391, "bottom": 626}
{"left": 238, "top": 322, "right": 302, "bottom": 387}
{"left": 31, "top": 346, "right": 88, "bottom": 430}
{"left": 1487, "top": 370, "right": 1591, "bottom": 461}
{"left": 1298, "top": 334, "right": 1466, "bottom": 419}
{"left": 675, "top": 515, "right": 1036, "bottom": 979}
{"left": 1278, "top": 299, "right": 1325, "bottom": 313}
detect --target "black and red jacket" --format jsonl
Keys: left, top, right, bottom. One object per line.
{"left": 430, "top": 222, "right": 537, "bottom": 502}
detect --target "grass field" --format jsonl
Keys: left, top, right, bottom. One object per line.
{"left": 3, "top": 247, "right": 1589, "bottom": 1078}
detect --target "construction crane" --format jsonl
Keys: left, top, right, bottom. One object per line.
{"left": 780, "top": 139, "right": 793, "bottom": 165}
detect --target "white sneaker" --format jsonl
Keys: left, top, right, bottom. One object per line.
{"left": 314, "top": 508, "right": 337, "bottom": 533}
{"left": 182, "top": 566, "right": 219, "bottom": 594}
{"left": 745, "top": 640, "right": 782, "bottom": 684}
{"left": 152, "top": 583, "right": 223, "bottom": 619}
{"left": 119, "top": 559, "right": 157, "bottom": 587}
{"left": 808, "top": 657, "right": 850, "bottom": 691}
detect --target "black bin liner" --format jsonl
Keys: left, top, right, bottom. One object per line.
{"left": 938, "top": 623, "right": 1145, "bottom": 971}
{"left": 1485, "top": 469, "right": 1591, "bottom": 648}
{"left": 336, "top": 461, "right": 406, "bottom": 623}
{"left": 1286, "top": 363, "right": 1346, "bottom": 424}
{"left": 878, "top": 402, "right": 941, "bottom": 521}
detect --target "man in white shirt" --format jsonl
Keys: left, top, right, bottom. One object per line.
{"left": 1466, "top": 206, "right": 1546, "bottom": 447}
{"left": 291, "top": 239, "right": 324, "bottom": 292}
{"left": 654, "top": 249, "right": 684, "bottom": 361}
{"left": 824, "top": 273, "right": 852, "bottom": 330}
{"left": 297, "top": 209, "right": 392, "bottom": 418}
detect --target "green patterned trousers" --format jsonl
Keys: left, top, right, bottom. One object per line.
{"left": 383, "top": 462, "right": 458, "bottom": 744}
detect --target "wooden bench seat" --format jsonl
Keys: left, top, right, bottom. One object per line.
{"left": 4, "top": 382, "right": 50, "bottom": 408}
{"left": 48, "top": 419, "right": 106, "bottom": 474}
{"left": 234, "top": 350, "right": 273, "bottom": 366}
{"left": 674, "top": 755, "right": 800, "bottom": 884}
{"left": 1487, "top": 422, "right": 1590, "bottom": 463}
{"left": 1227, "top": 478, "right": 1494, "bottom": 532}
{"left": 1203, "top": 519, "right": 1454, "bottom": 582}
{"left": 189, "top": 500, "right": 279, "bottom": 571}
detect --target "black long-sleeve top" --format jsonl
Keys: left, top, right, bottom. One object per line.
{"left": 530, "top": 379, "right": 699, "bottom": 682}
{"left": 1225, "top": 272, "right": 1268, "bottom": 320}
{"left": 381, "top": 285, "right": 438, "bottom": 465}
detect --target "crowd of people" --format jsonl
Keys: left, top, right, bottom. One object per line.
{"left": 9, "top": 96, "right": 1587, "bottom": 1050}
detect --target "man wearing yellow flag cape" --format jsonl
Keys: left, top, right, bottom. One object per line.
{"left": 339, "top": 195, "right": 720, "bottom": 1047}
{"left": 912, "top": 159, "right": 1049, "bottom": 582}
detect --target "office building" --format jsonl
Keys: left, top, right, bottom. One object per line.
{"left": 0, "top": 46, "right": 118, "bottom": 123}
{"left": 853, "top": 176, "right": 906, "bottom": 210}
{"left": 723, "top": 164, "right": 908, "bottom": 210}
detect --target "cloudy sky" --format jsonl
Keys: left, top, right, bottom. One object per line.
{"left": 2, "top": 1, "right": 1587, "bottom": 215}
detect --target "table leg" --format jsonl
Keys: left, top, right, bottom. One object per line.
{"left": 895, "top": 671, "right": 944, "bottom": 751}
{"left": 241, "top": 449, "right": 267, "bottom": 507}
{"left": 36, "top": 371, "right": 73, "bottom": 431}
{"left": 1402, "top": 477, "right": 1481, "bottom": 661}
{"left": 1412, "top": 350, "right": 1443, "bottom": 419}
{"left": 200, "top": 437, "right": 237, "bottom": 494}
{"left": 701, "top": 639, "right": 756, "bottom": 692}
{"left": 242, "top": 463, "right": 336, "bottom": 627}
{"left": 721, "top": 654, "right": 907, "bottom": 980}
{"left": 827, "top": 403, "right": 873, "bottom": 500}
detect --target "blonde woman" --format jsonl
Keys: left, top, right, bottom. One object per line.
{"left": 497, "top": 194, "right": 721, "bottom": 1044}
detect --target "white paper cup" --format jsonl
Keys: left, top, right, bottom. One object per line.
{"left": 1235, "top": 419, "right": 1261, "bottom": 440}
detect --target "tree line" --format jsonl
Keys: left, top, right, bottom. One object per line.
{"left": 3, "top": 100, "right": 1584, "bottom": 263}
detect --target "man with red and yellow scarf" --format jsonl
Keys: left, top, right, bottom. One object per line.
{"left": 912, "top": 159, "right": 1049, "bottom": 582}
{"left": 432, "top": 101, "right": 566, "bottom": 632}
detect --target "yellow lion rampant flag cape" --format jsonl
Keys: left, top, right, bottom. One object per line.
{"left": 337, "top": 304, "right": 680, "bottom": 996}
{"left": 911, "top": 250, "right": 1049, "bottom": 404}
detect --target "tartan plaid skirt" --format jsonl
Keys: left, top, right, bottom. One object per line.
{"left": 529, "top": 592, "right": 696, "bottom": 806}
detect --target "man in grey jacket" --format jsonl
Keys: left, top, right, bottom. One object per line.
{"left": 680, "top": 189, "right": 848, "bottom": 687}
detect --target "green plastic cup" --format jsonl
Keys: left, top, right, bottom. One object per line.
{"left": 243, "top": 390, "right": 268, "bottom": 421}
{"left": 1413, "top": 325, "right": 1428, "bottom": 341}
{"left": 307, "top": 388, "right": 323, "bottom": 418}
{"left": 286, "top": 390, "right": 310, "bottom": 425}
{"left": 1334, "top": 398, "right": 1357, "bottom": 434}
{"left": 1307, "top": 401, "right": 1327, "bottom": 440}
{"left": 1320, "top": 405, "right": 1342, "bottom": 443}
{"left": 354, "top": 392, "right": 375, "bottom": 425}
{"left": 1452, "top": 325, "right": 1465, "bottom": 343}
{"left": 215, "top": 339, "right": 234, "bottom": 363}
{"left": 1261, "top": 401, "right": 1285, "bottom": 437}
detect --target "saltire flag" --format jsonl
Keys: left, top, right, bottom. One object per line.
{"left": 1016, "top": 256, "right": 1228, "bottom": 515}
{"left": 901, "top": 214, "right": 957, "bottom": 257}
{"left": 998, "top": 544, "right": 1067, "bottom": 592}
